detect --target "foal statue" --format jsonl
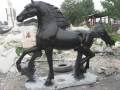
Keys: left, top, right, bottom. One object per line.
{"left": 16, "top": 0, "right": 115, "bottom": 86}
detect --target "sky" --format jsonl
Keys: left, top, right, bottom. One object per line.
{"left": 0, "top": 0, "right": 104, "bottom": 22}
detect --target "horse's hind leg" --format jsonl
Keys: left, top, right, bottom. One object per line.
{"left": 74, "top": 50, "right": 85, "bottom": 80}
{"left": 25, "top": 51, "right": 42, "bottom": 82}
{"left": 44, "top": 48, "right": 54, "bottom": 86}
{"left": 16, "top": 46, "right": 38, "bottom": 74}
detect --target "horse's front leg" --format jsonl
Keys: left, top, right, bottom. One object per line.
{"left": 24, "top": 51, "right": 42, "bottom": 82}
{"left": 16, "top": 46, "right": 38, "bottom": 74}
{"left": 44, "top": 48, "right": 54, "bottom": 86}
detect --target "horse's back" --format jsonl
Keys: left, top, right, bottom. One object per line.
{"left": 56, "top": 29, "right": 79, "bottom": 40}
{"left": 52, "top": 29, "right": 81, "bottom": 49}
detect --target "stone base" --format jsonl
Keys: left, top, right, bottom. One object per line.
{"left": 25, "top": 72, "right": 97, "bottom": 90}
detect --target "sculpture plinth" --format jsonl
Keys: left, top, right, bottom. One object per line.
{"left": 25, "top": 72, "right": 97, "bottom": 90}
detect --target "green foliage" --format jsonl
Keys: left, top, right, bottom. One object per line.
{"left": 61, "top": 0, "right": 95, "bottom": 25}
{"left": 82, "top": 0, "right": 95, "bottom": 15}
{"left": 104, "top": 24, "right": 120, "bottom": 42}
{"left": 111, "top": 34, "right": 120, "bottom": 41}
{"left": 16, "top": 47, "right": 24, "bottom": 56}
{"left": 101, "top": 0, "right": 120, "bottom": 18}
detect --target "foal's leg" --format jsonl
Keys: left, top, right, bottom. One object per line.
{"left": 74, "top": 50, "right": 85, "bottom": 79}
{"left": 83, "top": 38, "right": 94, "bottom": 71}
{"left": 44, "top": 48, "right": 54, "bottom": 86}
{"left": 26, "top": 51, "right": 42, "bottom": 82}
{"left": 81, "top": 49, "right": 95, "bottom": 72}
{"left": 85, "top": 59, "right": 90, "bottom": 70}
{"left": 16, "top": 46, "right": 38, "bottom": 73}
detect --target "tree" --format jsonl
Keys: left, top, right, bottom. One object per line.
{"left": 101, "top": 0, "right": 120, "bottom": 19}
{"left": 61, "top": 0, "right": 95, "bottom": 25}
{"left": 82, "top": 0, "right": 95, "bottom": 16}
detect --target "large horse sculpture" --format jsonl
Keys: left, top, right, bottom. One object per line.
{"left": 16, "top": 0, "right": 115, "bottom": 86}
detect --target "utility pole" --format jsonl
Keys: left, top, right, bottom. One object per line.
{"left": 5, "top": 8, "right": 9, "bottom": 24}
{"left": 7, "top": 0, "right": 16, "bottom": 27}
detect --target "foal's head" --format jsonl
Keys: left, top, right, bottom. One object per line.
{"left": 94, "top": 23, "right": 115, "bottom": 46}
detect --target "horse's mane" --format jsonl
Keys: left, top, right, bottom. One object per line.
{"left": 37, "top": 1, "right": 70, "bottom": 29}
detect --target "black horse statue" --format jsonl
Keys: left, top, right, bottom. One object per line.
{"left": 16, "top": 0, "right": 115, "bottom": 86}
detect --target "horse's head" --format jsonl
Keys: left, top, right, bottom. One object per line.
{"left": 94, "top": 23, "right": 115, "bottom": 46}
{"left": 17, "top": 1, "right": 37, "bottom": 22}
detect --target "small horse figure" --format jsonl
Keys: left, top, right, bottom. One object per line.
{"left": 74, "top": 23, "right": 115, "bottom": 72}
{"left": 16, "top": 0, "right": 115, "bottom": 86}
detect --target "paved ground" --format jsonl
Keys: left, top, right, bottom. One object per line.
{"left": 0, "top": 52, "right": 120, "bottom": 90}
{"left": 61, "top": 73, "right": 120, "bottom": 90}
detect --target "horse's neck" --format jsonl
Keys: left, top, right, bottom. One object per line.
{"left": 36, "top": 16, "right": 57, "bottom": 35}
{"left": 37, "top": 16, "right": 45, "bottom": 30}
{"left": 38, "top": 14, "right": 56, "bottom": 24}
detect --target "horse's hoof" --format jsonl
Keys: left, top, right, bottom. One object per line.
{"left": 44, "top": 80, "right": 53, "bottom": 86}
{"left": 83, "top": 69, "right": 87, "bottom": 73}
{"left": 74, "top": 74, "right": 85, "bottom": 80}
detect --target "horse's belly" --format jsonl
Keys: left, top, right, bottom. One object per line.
{"left": 53, "top": 30, "right": 81, "bottom": 49}
{"left": 54, "top": 38, "right": 80, "bottom": 50}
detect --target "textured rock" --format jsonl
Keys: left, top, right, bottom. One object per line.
{"left": 91, "top": 55, "right": 120, "bottom": 76}
{"left": 112, "top": 41, "right": 120, "bottom": 49}
{"left": 94, "top": 39, "right": 106, "bottom": 46}
{"left": 0, "top": 25, "right": 37, "bottom": 73}
{"left": 117, "top": 29, "right": 120, "bottom": 34}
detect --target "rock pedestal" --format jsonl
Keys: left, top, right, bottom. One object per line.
{"left": 25, "top": 72, "right": 97, "bottom": 90}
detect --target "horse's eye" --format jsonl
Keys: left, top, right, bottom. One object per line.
{"left": 26, "top": 8, "right": 30, "bottom": 11}
{"left": 26, "top": 9, "right": 29, "bottom": 11}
